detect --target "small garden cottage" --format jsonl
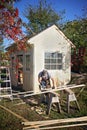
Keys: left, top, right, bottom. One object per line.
{"left": 8, "top": 25, "right": 74, "bottom": 93}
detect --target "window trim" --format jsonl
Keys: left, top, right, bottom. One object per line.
{"left": 44, "top": 52, "right": 63, "bottom": 70}
{"left": 25, "top": 54, "right": 30, "bottom": 71}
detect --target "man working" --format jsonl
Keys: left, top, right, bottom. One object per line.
{"left": 38, "top": 69, "right": 55, "bottom": 90}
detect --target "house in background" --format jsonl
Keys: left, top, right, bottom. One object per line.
{"left": 7, "top": 25, "right": 74, "bottom": 93}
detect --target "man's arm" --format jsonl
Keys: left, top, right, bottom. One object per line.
{"left": 38, "top": 77, "right": 42, "bottom": 84}
{"left": 51, "top": 77, "right": 55, "bottom": 89}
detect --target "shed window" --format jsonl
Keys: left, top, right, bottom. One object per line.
{"left": 44, "top": 52, "right": 63, "bottom": 70}
{"left": 17, "top": 55, "right": 23, "bottom": 68}
{"left": 26, "top": 55, "right": 30, "bottom": 71}
{"left": 18, "top": 55, "right": 23, "bottom": 63}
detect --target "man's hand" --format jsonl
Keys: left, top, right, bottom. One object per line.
{"left": 52, "top": 86, "right": 55, "bottom": 89}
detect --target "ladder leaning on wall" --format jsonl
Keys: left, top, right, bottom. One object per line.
{"left": 0, "top": 66, "right": 13, "bottom": 101}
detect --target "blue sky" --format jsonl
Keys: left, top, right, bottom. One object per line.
{"left": 4, "top": 0, "right": 87, "bottom": 48}
{"left": 15, "top": 0, "right": 87, "bottom": 22}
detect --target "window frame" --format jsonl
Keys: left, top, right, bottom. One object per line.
{"left": 44, "top": 52, "right": 63, "bottom": 70}
{"left": 17, "top": 55, "right": 23, "bottom": 65}
{"left": 25, "top": 54, "right": 30, "bottom": 71}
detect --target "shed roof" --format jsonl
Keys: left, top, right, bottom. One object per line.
{"left": 28, "top": 24, "right": 75, "bottom": 47}
{"left": 6, "top": 24, "right": 75, "bottom": 51}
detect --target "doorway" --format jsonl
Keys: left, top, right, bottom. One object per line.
{"left": 17, "top": 55, "right": 23, "bottom": 86}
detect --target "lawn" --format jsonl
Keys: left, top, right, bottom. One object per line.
{"left": 0, "top": 73, "right": 87, "bottom": 130}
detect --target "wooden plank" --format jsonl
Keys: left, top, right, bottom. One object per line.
{"left": 23, "top": 116, "right": 87, "bottom": 126}
{"left": 24, "top": 84, "right": 85, "bottom": 97}
{"left": 0, "top": 95, "right": 13, "bottom": 98}
{"left": 64, "top": 88, "right": 74, "bottom": 94}
{"left": 23, "top": 123, "right": 87, "bottom": 130}
{"left": 0, "top": 104, "right": 28, "bottom": 122}
{"left": 0, "top": 105, "right": 39, "bottom": 129}
{"left": 11, "top": 84, "right": 85, "bottom": 97}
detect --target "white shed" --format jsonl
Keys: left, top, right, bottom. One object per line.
{"left": 8, "top": 25, "right": 74, "bottom": 93}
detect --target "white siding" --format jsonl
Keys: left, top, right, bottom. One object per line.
{"left": 28, "top": 25, "right": 71, "bottom": 93}
{"left": 10, "top": 25, "right": 72, "bottom": 93}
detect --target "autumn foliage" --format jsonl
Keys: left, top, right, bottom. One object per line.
{"left": 71, "top": 47, "right": 87, "bottom": 73}
{"left": 0, "top": 0, "right": 27, "bottom": 50}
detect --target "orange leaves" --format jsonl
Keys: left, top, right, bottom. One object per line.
{"left": 16, "top": 38, "right": 28, "bottom": 51}
{"left": 15, "top": 8, "right": 19, "bottom": 17}
{"left": 1, "top": 8, "right": 22, "bottom": 37}
{"left": 0, "top": 0, "right": 29, "bottom": 52}
{"left": 0, "top": 1, "right": 23, "bottom": 41}
{"left": 9, "top": 16, "right": 14, "bottom": 26}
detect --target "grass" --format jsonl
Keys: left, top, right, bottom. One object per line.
{"left": 0, "top": 107, "right": 22, "bottom": 130}
{"left": 0, "top": 73, "right": 87, "bottom": 130}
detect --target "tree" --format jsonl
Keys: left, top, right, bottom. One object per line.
{"left": 62, "top": 7, "right": 87, "bottom": 48}
{"left": 62, "top": 19, "right": 87, "bottom": 48}
{"left": 0, "top": 0, "right": 28, "bottom": 51}
{"left": 0, "top": 0, "right": 23, "bottom": 40}
{"left": 63, "top": 18, "right": 87, "bottom": 72}
{"left": 24, "top": 0, "right": 64, "bottom": 34}
{"left": 0, "top": 35, "right": 4, "bottom": 63}
{"left": 62, "top": 8, "right": 87, "bottom": 72}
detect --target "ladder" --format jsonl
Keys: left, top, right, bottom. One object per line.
{"left": 0, "top": 66, "right": 13, "bottom": 101}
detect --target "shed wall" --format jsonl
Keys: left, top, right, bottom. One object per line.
{"left": 28, "top": 26, "right": 71, "bottom": 93}
{"left": 10, "top": 25, "right": 72, "bottom": 93}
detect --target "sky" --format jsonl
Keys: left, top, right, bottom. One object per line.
{"left": 4, "top": 0, "right": 87, "bottom": 47}
{"left": 14, "top": 0, "right": 87, "bottom": 22}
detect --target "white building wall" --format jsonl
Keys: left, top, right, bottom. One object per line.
{"left": 28, "top": 25, "right": 71, "bottom": 93}
{"left": 10, "top": 25, "right": 72, "bottom": 93}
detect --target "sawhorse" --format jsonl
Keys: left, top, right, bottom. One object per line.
{"left": 46, "top": 92, "right": 61, "bottom": 115}
{"left": 64, "top": 88, "right": 80, "bottom": 113}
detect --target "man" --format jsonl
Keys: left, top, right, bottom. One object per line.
{"left": 38, "top": 69, "right": 55, "bottom": 90}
